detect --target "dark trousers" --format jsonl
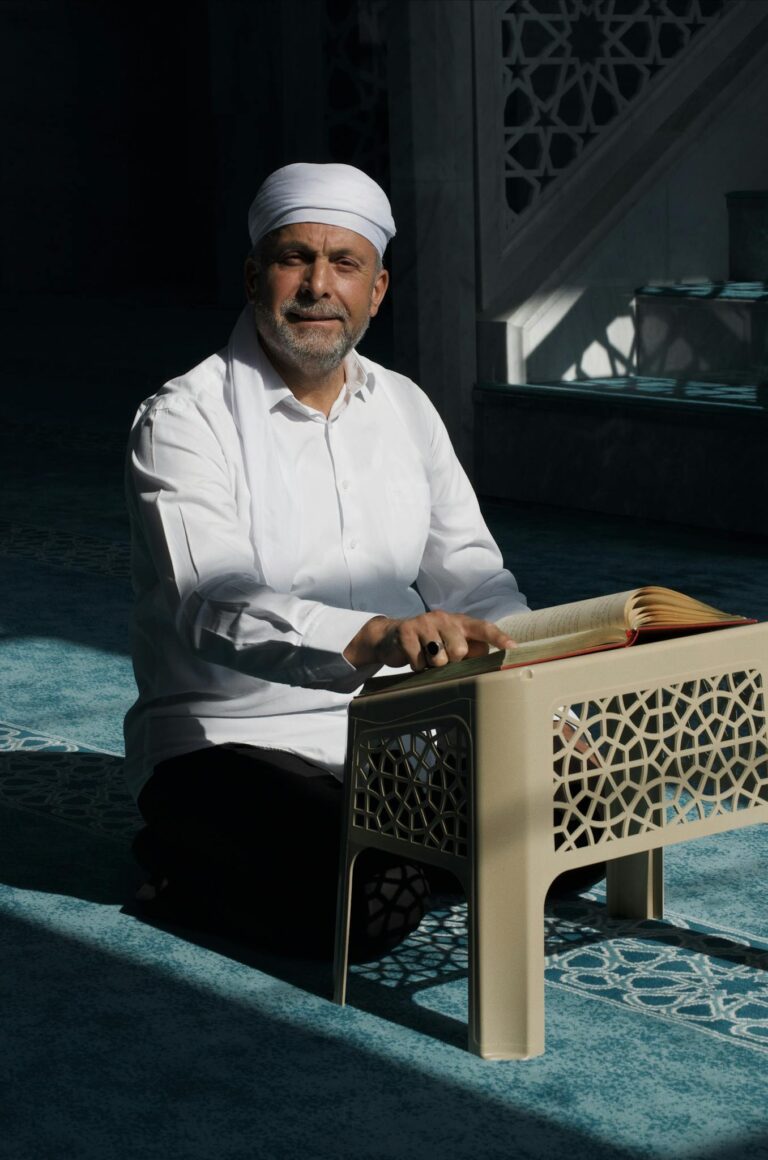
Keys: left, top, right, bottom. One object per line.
{"left": 134, "top": 744, "right": 431, "bottom": 961}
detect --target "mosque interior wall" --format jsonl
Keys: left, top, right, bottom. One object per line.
{"left": 1, "top": 0, "right": 765, "bottom": 534}
{"left": 522, "top": 64, "right": 768, "bottom": 385}
{"left": 468, "top": 0, "right": 768, "bottom": 534}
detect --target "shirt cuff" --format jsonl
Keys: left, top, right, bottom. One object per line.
{"left": 300, "top": 603, "right": 384, "bottom": 687}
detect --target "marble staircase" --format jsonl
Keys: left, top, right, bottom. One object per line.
{"left": 475, "top": 279, "right": 768, "bottom": 537}
{"left": 636, "top": 282, "right": 768, "bottom": 387}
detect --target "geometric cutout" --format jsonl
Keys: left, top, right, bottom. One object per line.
{"left": 501, "top": 0, "right": 726, "bottom": 219}
{"left": 351, "top": 719, "right": 470, "bottom": 857}
{"left": 553, "top": 670, "right": 768, "bottom": 851}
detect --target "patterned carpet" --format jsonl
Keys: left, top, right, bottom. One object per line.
{"left": 0, "top": 723, "right": 135, "bottom": 839}
{"left": 3, "top": 411, "right": 768, "bottom": 1158}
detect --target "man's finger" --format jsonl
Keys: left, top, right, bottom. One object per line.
{"left": 422, "top": 638, "right": 450, "bottom": 667}
{"left": 434, "top": 622, "right": 470, "bottom": 664}
{"left": 457, "top": 616, "right": 516, "bottom": 651}
{"left": 397, "top": 621, "right": 434, "bottom": 671}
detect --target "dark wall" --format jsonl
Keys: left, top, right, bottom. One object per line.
{"left": 1, "top": 1, "right": 223, "bottom": 302}
{"left": 0, "top": 0, "right": 397, "bottom": 424}
{"left": 0, "top": 0, "right": 394, "bottom": 309}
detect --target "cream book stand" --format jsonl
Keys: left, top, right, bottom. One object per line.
{"left": 333, "top": 622, "right": 768, "bottom": 1060}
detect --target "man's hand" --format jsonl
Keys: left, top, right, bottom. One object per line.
{"left": 343, "top": 611, "right": 515, "bottom": 672}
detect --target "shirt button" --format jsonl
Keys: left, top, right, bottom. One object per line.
{"left": 341, "top": 480, "right": 350, "bottom": 491}
{"left": 349, "top": 539, "right": 357, "bottom": 550}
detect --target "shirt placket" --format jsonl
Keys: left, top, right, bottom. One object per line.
{"left": 325, "top": 410, "right": 369, "bottom": 613}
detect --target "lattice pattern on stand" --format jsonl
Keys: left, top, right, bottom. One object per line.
{"left": 501, "top": 0, "right": 725, "bottom": 219}
{"left": 553, "top": 669, "right": 768, "bottom": 852}
{"left": 351, "top": 720, "right": 470, "bottom": 857}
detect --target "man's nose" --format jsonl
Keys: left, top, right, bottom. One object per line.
{"left": 301, "top": 259, "right": 330, "bottom": 298}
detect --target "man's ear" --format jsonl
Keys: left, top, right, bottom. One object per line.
{"left": 244, "top": 257, "right": 258, "bottom": 303}
{"left": 369, "top": 267, "right": 389, "bottom": 317}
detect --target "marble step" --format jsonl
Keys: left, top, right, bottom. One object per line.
{"left": 635, "top": 282, "right": 768, "bottom": 384}
{"left": 477, "top": 375, "right": 768, "bottom": 415}
{"left": 473, "top": 377, "right": 768, "bottom": 536}
{"left": 637, "top": 282, "right": 768, "bottom": 301}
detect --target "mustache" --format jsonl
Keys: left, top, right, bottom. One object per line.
{"left": 280, "top": 298, "right": 349, "bottom": 322}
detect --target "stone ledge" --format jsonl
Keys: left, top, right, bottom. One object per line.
{"left": 636, "top": 281, "right": 768, "bottom": 301}
{"left": 475, "top": 377, "right": 768, "bottom": 420}
{"left": 474, "top": 379, "right": 768, "bottom": 536}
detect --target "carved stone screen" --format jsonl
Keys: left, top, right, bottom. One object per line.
{"left": 501, "top": 0, "right": 726, "bottom": 219}
{"left": 553, "top": 669, "right": 768, "bottom": 852}
{"left": 351, "top": 718, "right": 471, "bottom": 858}
{"left": 322, "top": 0, "right": 390, "bottom": 187}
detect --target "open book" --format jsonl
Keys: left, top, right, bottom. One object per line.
{"left": 362, "top": 586, "right": 755, "bottom": 695}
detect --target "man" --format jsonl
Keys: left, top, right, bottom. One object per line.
{"left": 125, "top": 162, "right": 529, "bottom": 958}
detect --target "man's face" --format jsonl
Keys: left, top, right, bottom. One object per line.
{"left": 245, "top": 222, "right": 389, "bottom": 377}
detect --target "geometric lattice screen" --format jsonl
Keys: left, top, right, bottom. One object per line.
{"left": 502, "top": 0, "right": 726, "bottom": 218}
{"left": 351, "top": 719, "right": 471, "bottom": 858}
{"left": 322, "top": 0, "right": 390, "bottom": 188}
{"left": 553, "top": 669, "right": 768, "bottom": 852}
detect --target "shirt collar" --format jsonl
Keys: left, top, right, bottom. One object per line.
{"left": 346, "top": 349, "right": 373, "bottom": 398}
{"left": 252, "top": 337, "right": 375, "bottom": 413}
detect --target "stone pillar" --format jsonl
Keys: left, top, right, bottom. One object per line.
{"left": 387, "top": 0, "right": 478, "bottom": 472}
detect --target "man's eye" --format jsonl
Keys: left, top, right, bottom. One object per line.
{"left": 335, "top": 258, "right": 359, "bottom": 269}
{"left": 279, "top": 253, "right": 306, "bottom": 265}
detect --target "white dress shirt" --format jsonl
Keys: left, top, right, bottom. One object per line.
{"left": 123, "top": 318, "right": 528, "bottom": 799}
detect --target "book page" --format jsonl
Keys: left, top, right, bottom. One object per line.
{"left": 495, "top": 591, "right": 634, "bottom": 645}
{"left": 628, "top": 586, "right": 744, "bottom": 627}
{"left": 363, "top": 625, "right": 629, "bottom": 695}
{"left": 500, "top": 625, "right": 627, "bottom": 664}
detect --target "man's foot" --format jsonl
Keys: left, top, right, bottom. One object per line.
{"left": 133, "top": 875, "right": 214, "bottom": 928}
{"left": 134, "top": 877, "right": 168, "bottom": 903}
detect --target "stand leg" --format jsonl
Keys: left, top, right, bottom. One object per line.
{"left": 606, "top": 848, "right": 664, "bottom": 920}
{"left": 333, "top": 847, "right": 358, "bottom": 1006}
{"left": 467, "top": 869, "right": 546, "bottom": 1060}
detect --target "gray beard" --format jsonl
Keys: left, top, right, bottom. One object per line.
{"left": 252, "top": 297, "right": 371, "bottom": 375}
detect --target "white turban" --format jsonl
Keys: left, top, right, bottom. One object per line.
{"left": 247, "top": 162, "right": 396, "bottom": 257}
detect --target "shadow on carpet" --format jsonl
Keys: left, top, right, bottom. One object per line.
{"left": 4, "top": 748, "right": 768, "bottom": 1157}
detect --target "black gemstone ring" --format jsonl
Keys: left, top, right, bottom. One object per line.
{"left": 426, "top": 640, "right": 443, "bottom": 658}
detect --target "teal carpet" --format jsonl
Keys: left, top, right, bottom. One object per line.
{"left": 3, "top": 412, "right": 768, "bottom": 1158}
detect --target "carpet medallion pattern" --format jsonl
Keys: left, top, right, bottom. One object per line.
{"left": 0, "top": 721, "right": 139, "bottom": 838}
{"left": 355, "top": 895, "right": 768, "bottom": 1059}
{"left": 545, "top": 903, "right": 768, "bottom": 1056}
